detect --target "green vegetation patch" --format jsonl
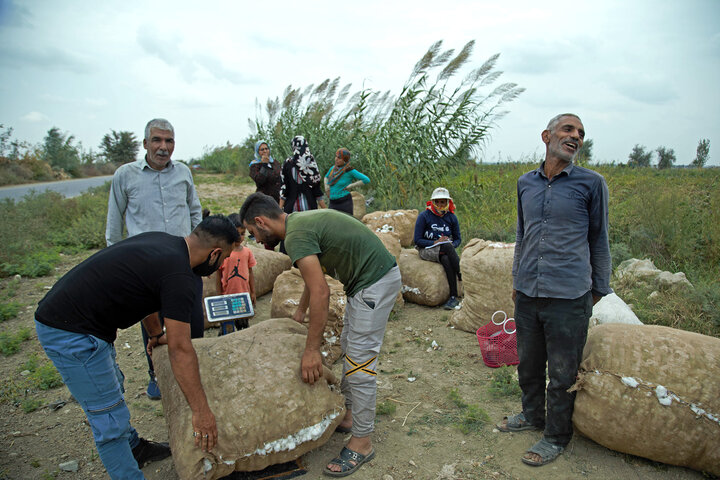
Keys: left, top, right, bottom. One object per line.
{"left": 376, "top": 400, "right": 397, "bottom": 416}
{"left": 0, "top": 301, "right": 21, "bottom": 322}
{"left": 488, "top": 365, "right": 522, "bottom": 398}
{"left": 0, "top": 327, "right": 31, "bottom": 355}
{"left": 419, "top": 389, "right": 490, "bottom": 435}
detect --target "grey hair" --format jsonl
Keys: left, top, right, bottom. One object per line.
{"left": 546, "top": 113, "right": 581, "bottom": 132}
{"left": 144, "top": 118, "right": 174, "bottom": 140}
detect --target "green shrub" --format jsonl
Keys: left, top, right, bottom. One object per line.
{"left": 376, "top": 400, "right": 397, "bottom": 416}
{"left": 196, "top": 143, "right": 251, "bottom": 176}
{"left": 0, "top": 327, "right": 31, "bottom": 355}
{"left": 2, "top": 250, "right": 60, "bottom": 278}
{"left": 20, "top": 353, "right": 63, "bottom": 390}
{"left": 457, "top": 404, "right": 490, "bottom": 434}
{"left": 446, "top": 389, "right": 489, "bottom": 434}
{"left": 30, "top": 363, "right": 63, "bottom": 390}
{"left": 488, "top": 365, "right": 522, "bottom": 398}
{"left": 22, "top": 398, "right": 43, "bottom": 413}
{"left": 0, "top": 301, "right": 20, "bottom": 322}
{"left": 0, "top": 328, "right": 30, "bottom": 356}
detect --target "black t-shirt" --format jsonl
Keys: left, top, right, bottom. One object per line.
{"left": 35, "top": 232, "right": 196, "bottom": 343}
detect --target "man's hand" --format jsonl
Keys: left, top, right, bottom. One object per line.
{"left": 165, "top": 318, "right": 218, "bottom": 453}
{"left": 512, "top": 289, "right": 517, "bottom": 302}
{"left": 592, "top": 294, "right": 601, "bottom": 305}
{"left": 301, "top": 348, "right": 324, "bottom": 385}
{"left": 192, "top": 408, "right": 218, "bottom": 452}
{"left": 146, "top": 333, "right": 167, "bottom": 356}
{"left": 292, "top": 308, "right": 306, "bottom": 324}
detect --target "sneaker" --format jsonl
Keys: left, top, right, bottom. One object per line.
{"left": 132, "top": 437, "right": 171, "bottom": 468}
{"left": 146, "top": 376, "right": 161, "bottom": 400}
{"left": 443, "top": 296, "right": 460, "bottom": 310}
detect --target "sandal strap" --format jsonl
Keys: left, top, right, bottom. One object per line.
{"left": 328, "top": 447, "right": 365, "bottom": 472}
{"left": 528, "top": 439, "right": 564, "bottom": 458}
{"left": 506, "top": 413, "right": 528, "bottom": 427}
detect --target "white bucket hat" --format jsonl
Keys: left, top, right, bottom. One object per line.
{"left": 430, "top": 187, "right": 451, "bottom": 201}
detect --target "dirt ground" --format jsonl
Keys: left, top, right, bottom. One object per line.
{"left": 0, "top": 260, "right": 708, "bottom": 480}
{"left": 0, "top": 179, "right": 710, "bottom": 479}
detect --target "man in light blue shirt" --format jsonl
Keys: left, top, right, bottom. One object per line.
{"left": 497, "top": 113, "right": 611, "bottom": 467}
{"left": 106, "top": 118, "right": 204, "bottom": 400}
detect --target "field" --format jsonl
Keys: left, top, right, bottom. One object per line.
{"left": 0, "top": 166, "right": 718, "bottom": 479}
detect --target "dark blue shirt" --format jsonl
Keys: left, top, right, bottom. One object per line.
{"left": 413, "top": 209, "right": 461, "bottom": 249}
{"left": 512, "top": 162, "right": 612, "bottom": 299}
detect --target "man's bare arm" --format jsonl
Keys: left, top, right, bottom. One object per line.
{"left": 164, "top": 318, "right": 217, "bottom": 452}
{"left": 295, "top": 255, "right": 330, "bottom": 385}
{"left": 292, "top": 284, "right": 311, "bottom": 323}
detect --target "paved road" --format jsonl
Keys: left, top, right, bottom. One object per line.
{"left": 0, "top": 175, "right": 113, "bottom": 202}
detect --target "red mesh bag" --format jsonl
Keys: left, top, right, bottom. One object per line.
{"left": 476, "top": 311, "right": 519, "bottom": 368}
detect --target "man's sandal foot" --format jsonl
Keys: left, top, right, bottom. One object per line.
{"left": 323, "top": 447, "right": 375, "bottom": 477}
{"left": 496, "top": 413, "right": 542, "bottom": 432}
{"left": 521, "top": 438, "right": 564, "bottom": 466}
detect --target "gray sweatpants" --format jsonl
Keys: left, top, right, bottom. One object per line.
{"left": 340, "top": 266, "right": 402, "bottom": 437}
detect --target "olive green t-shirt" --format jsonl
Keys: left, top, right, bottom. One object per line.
{"left": 284, "top": 209, "right": 396, "bottom": 297}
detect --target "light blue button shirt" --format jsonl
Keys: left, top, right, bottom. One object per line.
{"left": 105, "top": 157, "right": 202, "bottom": 246}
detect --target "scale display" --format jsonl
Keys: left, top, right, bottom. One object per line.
{"left": 204, "top": 293, "right": 254, "bottom": 322}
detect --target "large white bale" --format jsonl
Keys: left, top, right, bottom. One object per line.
{"left": 271, "top": 268, "right": 346, "bottom": 365}
{"left": 589, "top": 292, "right": 642, "bottom": 328}
{"left": 247, "top": 245, "right": 292, "bottom": 297}
{"left": 397, "top": 248, "right": 448, "bottom": 306}
{"left": 450, "top": 239, "right": 515, "bottom": 333}
{"left": 362, "top": 209, "right": 418, "bottom": 247}
{"left": 572, "top": 324, "right": 720, "bottom": 475}
{"left": 154, "top": 318, "right": 345, "bottom": 480}
{"left": 616, "top": 258, "right": 693, "bottom": 290}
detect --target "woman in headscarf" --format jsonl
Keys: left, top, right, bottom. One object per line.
{"left": 279, "top": 135, "right": 326, "bottom": 213}
{"left": 413, "top": 187, "right": 462, "bottom": 310}
{"left": 249, "top": 140, "right": 282, "bottom": 203}
{"left": 324, "top": 148, "right": 370, "bottom": 216}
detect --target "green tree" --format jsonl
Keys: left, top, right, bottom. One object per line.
{"left": 627, "top": 144, "right": 652, "bottom": 167}
{"left": 43, "top": 127, "right": 80, "bottom": 173}
{"left": 691, "top": 138, "right": 710, "bottom": 168}
{"left": 99, "top": 130, "right": 139, "bottom": 164}
{"left": 656, "top": 146, "right": 676, "bottom": 170}
{"left": 575, "top": 138, "right": 593, "bottom": 165}
{"left": 0, "top": 124, "right": 12, "bottom": 158}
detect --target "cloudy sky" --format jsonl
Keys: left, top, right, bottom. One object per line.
{"left": 1, "top": 0, "right": 718, "bottom": 166}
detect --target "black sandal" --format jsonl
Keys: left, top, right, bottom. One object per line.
{"left": 323, "top": 447, "right": 375, "bottom": 477}
{"left": 496, "top": 413, "right": 541, "bottom": 432}
{"left": 522, "top": 438, "right": 564, "bottom": 466}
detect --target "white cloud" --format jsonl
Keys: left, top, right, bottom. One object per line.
{"left": 21, "top": 111, "right": 49, "bottom": 123}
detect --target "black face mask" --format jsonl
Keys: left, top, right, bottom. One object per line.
{"left": 192, "top": 252, "right": 221, "bottom": 277}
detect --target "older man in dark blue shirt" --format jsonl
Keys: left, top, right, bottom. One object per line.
{"left": 497, "top": 113, "right": 611, "bottom": 467}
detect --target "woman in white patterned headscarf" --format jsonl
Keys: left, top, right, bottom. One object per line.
{"left": 279, "top": 135, "right": 327, "bottom": 213}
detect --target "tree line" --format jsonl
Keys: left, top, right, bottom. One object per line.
{"left": 0, "top": 125, "right": 140, "bottom": 186}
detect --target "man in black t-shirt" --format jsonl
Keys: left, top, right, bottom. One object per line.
{"left": 35, "top": 215, "right": 238, "bottom": 479}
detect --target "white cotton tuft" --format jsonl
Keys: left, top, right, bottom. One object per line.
{"left": 621, "top": 377, "right": 639, "bottom": 388}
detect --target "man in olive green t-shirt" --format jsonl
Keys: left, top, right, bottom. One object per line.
{"left": 240, "top": 193, "right": 401, "bottom": 477}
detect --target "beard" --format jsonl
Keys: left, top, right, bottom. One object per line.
{"left": 256, "top": 225, "right": 281, "bottom": 249}
{"left": 550, "top": 140, "right": 579, "bottom": 163}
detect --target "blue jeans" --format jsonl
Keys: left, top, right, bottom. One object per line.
{"left": 35, "top": 320, "right": 144, "bottom": 480}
